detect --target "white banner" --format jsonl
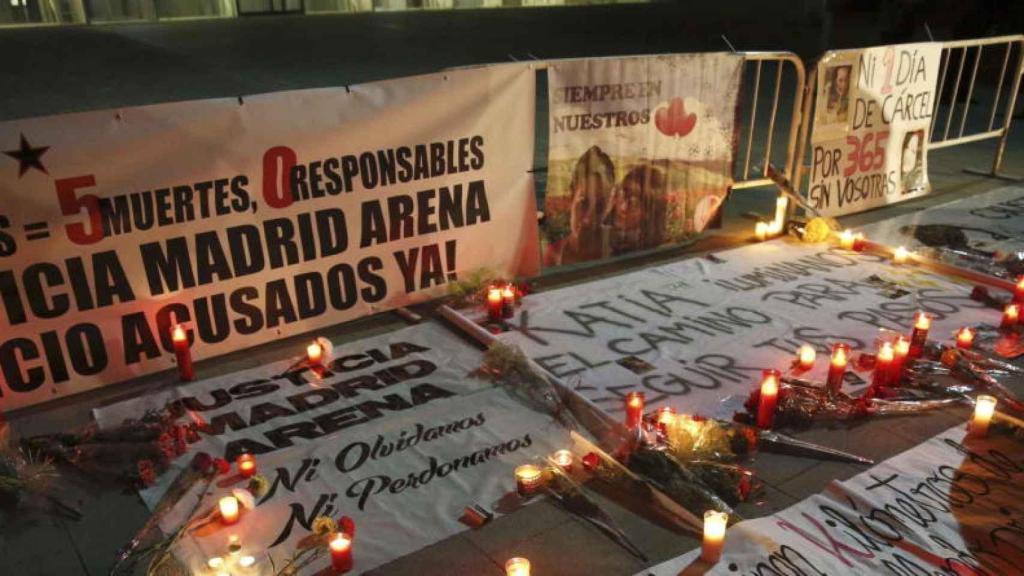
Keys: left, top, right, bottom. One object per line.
{"left": 542, "top": 54, "right": 742, "bottom": 266}
{"left": 492, "top": 241, "right": 997, "bottom": 419}
{"left": 861, "top": 184, "right": 1024, "bottom": 254}
{"left": 0, "top": 64, "right": 539, "bottom": 411}
{"left": 809, "top": 43, "right": 941, "bottom": 216}
{"left": 172, "top": 387, "right": 567, "bottom": 575}
{"left": 93, "top": 322, "right": 492, "bottom": 509}
{"left": 637, "top": 424, "right": 1024, "bottom": 575}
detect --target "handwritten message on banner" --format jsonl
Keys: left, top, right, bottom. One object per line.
{"left": 542, "top": 54, "right": 742, "bottom": 266}
{"left": 809, "top": 43, "right": 941, "bottom": 216}
{"left": 172, "top": 388, "right": 566, "bottom": 575}
{"left": 495, "top": 240, "right": 1000, "bottom": 419}
{"left": 637, "top": 424, "right": 1024, "bottom": 574}
{"left": 93, "top": 322, "right": 492, "bottom": 509}
{"left": 0, "top": 63, "right": 539, "bottom": 411}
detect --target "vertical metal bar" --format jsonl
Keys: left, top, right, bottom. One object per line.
{"left": 943, "top": 47, "right": 967, "bottom": 141}
{"left": 792, "top": 64, "right": 816, "bottom": 195}
{"left": 958, "top": 45, "right": 983, "bottom": 138}
{"left": 930, "top": 49, "right": 950, "bottom": 141}
{"left": 989, "top": 42, "right": 1012, "bottom": 131}
{"left": 783, "top": 56, "right": 806, "bottom": 184}
{"left": 762, "top": 62, "right": 784, "bottom": 177}
{"left": 992, "top": 40, "right": 1024, "bottom": 174}
{"left": 743, "top": 60, "right": 762, "bottom": 180}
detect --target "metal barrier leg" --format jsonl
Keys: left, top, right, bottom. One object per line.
{"left": 963, "top": 43, "right": 1024, "bottom": 181}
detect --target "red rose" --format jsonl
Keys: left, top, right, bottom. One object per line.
{"left": 691, "top": 414, "right": 707, "bottom": 422}
{"left": 191, "top": 452, "right": 214, "bottom": 473}
{"left": 970, "top": 286, "right": 989, "bottom": 301}
{"left": 581, "top": 452, "right": 601, "bottom": 472}
{"left": 339, "top": 516, "right": 356, "bottom": 539}
{"left": 213, "top": 458, "right": 231, "bottom": 475}
{"left": 137, "top": 460, "right": 157, "bottom": 487}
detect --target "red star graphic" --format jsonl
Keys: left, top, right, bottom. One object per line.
{"left": 4, "top": 134, "right": 49, "bottom": 178}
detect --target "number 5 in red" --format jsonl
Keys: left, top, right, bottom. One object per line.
{"left": 56, "top": 175, "right": 104, "bottom": 245}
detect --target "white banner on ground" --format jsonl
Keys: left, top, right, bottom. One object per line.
{"left": 861, "top": 184, "right": 1024, "bottom": 253}
{"left": 809, "top": 43, "right": 941, "bottom": 216}
{"left": 93, "top": 322, "right": 492, "bottom": 509}
{"left": 0, "top": 63, "right": 539, "bottom": 411}
{"left": 542, "top": 54, "right": 743, "bottom": 266}
{"left": 493, "top": 241, "right": 996, "bottom": 419}
{"left": 636, "top": 424, "right": 1024, "bottom": 575}
{"left": 173, "top": 387, "right": 567, "bottom": 575}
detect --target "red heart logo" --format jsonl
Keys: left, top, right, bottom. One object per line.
{"left": 655, "top": 97, "right": 697, "bottom": 138}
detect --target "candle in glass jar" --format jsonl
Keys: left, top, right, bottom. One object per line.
{"left": 551, "top": 449, "right": 573, "bottom": 472}
{"left": 892, "top": 246, "right": 909, "bottom": 265}
{"left": 329, "top": 532, "right": 354, "bottom": 572}
{"left": 796, "top": 344, "right": 816, "bottom": 371}
{"left": 754, "top": 221, "right": 768, "bottom": 241}
{"left": 486, "top": 288, "right": 503, "bottom": 321}
{"left": 624, "top": 391, "right": 645, "bottom": 429}
{"left": 956, "top": 327, "right": 975, "bottom": 350}
{"left": 1001, "top": 304, "right": 1019, "bottom": 330}
{"left": 838, "top": 229, "right": 855, "bottom": 250}
{"left": 514, "top": 464, "right": 543, "bottom": 497}
{"left": 826, "top": 343, "right": 849, "bottom": 394}
{"left": 237, "top": 453, "right": 256, "bottom": 479}
{"left": 873, "top": 342, "right": 894, "bottom": 387}
{"left": 908, "top": 311, "right": 931, "bottom": 359}
{"left": 171, "top": 324, "right": 194, "bottom": 381}
{"left": 219, "top": 496, "right": 240, "bottom": 525}
{"left": 702, "top": 510, "right": 728, "bottom": 563}
{"left": 756, "top": 370, "right": 780, "bottom": 429}
{"left": 655, "top": 406, "right": 676, "bottom": 434}
{"left": 505, "top": 557, "right": 531, "bottom": 576}
{"left": 307, "top": 341, "right": 323, "bottom": 366}
{"left": 501, "top": 286, "right": 516, "bottom": 319}
{"left": 970, "top": 395, "right": 997, "bottom": 438}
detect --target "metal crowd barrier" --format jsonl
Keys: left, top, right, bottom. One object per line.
{"left": 732, "top": 52, "right": 807, "bottom": 190}
{"left": 795, "top": 35, "right": 1024, "bottom": 192}
{"left": 929, "top": 35, "right": 1024, "bottom": 180}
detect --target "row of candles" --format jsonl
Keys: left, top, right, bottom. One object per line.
{"left": 486, "top": 284, "right": 518, "bottom": 321}
{"left": 211, "top": 453, "right": 353, "bottom": 572}
{"left": 513, "top": 441, "right": 729, "bottom": 565}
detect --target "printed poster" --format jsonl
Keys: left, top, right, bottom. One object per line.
{"left": 809, "top": 43, "right": 942, "bottom": 216}
{"left": 543, "top": 54, "right": 744, "bottom": 266}
{"left": 0, "top": 63, "right": 539, "bottom": 411}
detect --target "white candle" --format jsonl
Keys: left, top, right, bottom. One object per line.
{"left": 702, "top": 510, "right": 728, "bottom": 563}
{"left": 219, "top": 496, "right": 240, "bottom": 525}
{"left": 506, "top": 557, "right": 531, "bottom": 576}
{"left": 893, "top": 246, "right": 909, "bottom": 265}
{"left": 971, "top": 395, "right": 997, "bottom": 437}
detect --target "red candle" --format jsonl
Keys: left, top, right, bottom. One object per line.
{"left": 892, "top": 336, "right": 910, "bottom": 386}
{"left": 873, "top": 342, "right": 894, "bottom": 387}
{"left": 956, "top": 327, "right": 975, "bottom": 350}
{"left": 1002, "top": 304, "right": 1020, "bottom": 330}
{"left": 852, "top": 233, "right": 866, "bottom": 252}
{"left": 501, "top": 286, "right": 516, "bottom": 319}
{"left": 171, "top": 324, "right": 194, "bottom": 381}
{"left": 1014, "top": 276, "right": 1024, "bottom": 305}
{"left": 237, "top": 453, "right": 256, "bottom": 479}
{"left": 756, "top": 369, "right": 780, "bottom": 429}
{"left": 486, "top": 288, "right": 503, "bottom": 321}
{"left": 624, "top": 391, "right": 645, "bottom": 429}
{"left": 908, "top": 312, "right": 931, "bottom": 359}
{"left": 329, "top": 532, "right": 354, "bottom": 573}
{"left": 219, "top": 496, "right": 240, "bottom": 525}
{"left": 826, "top": 343, "right": 849, "bottom": 394}
{"left": 796, "top": 344, "right": 816, "bottom": 371}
